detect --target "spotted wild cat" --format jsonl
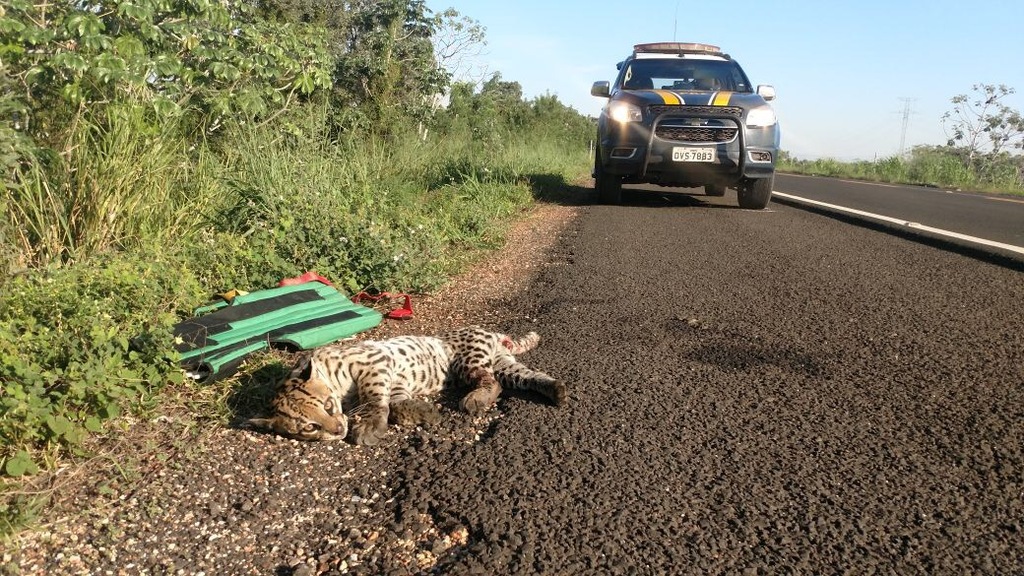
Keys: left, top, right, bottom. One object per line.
{"left": 245, "top": 326, "right": 566, "bottom": 445}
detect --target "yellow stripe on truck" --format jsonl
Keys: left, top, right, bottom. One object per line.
{"left": 654, "top": 90, "right": 682, "bottom": 105}
{"left": 712, "top": 92, "right": 732, "bottom": 106}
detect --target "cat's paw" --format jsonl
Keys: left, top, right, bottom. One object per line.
{"left": 548, "top": 381, "right": 567, "bottom": 407}
{"left": 460, "top": 388, "right": 499, "bottom": 416}
{"left": 389, "top": 399, "right": 441, "bottom": 427}
{"left": 350, "top": 412, "right": 388, "bottom": 446}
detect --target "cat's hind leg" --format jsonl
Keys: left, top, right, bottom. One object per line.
{"left": 494, "top": 354, "right": 566, "bottom": 407}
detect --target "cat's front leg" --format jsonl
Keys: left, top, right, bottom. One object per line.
{"left": 348, "top": 374, "right": 392, "bottom": 445}
{"left": 459, "top": 366, "right": 502, "bottom": 416}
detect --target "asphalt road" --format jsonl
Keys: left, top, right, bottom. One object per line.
{"left": 409, "top": 186, "right": 1024, "bottom": 574}
{"left": 773, "top": 173, "right": 1024, "bottom": 251}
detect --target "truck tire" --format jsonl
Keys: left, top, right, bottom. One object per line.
{"left": 737, "top": 177, "right": 773, "bottom": 209}
{"left": 594, "top": 149, "right": 623, "bottom": 205}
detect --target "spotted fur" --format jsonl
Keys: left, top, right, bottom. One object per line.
{"left": 245, "top": 326, "right": 566, "bottom": 445}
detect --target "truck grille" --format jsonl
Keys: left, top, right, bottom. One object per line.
{"left": 655, "top": 126, "right": 738, "bottom": 143}
{"left": 648, "top": 105, "right": 743, "bottom": 118}
{"left": 648, "top": 104, "right": 742, "bottom": 144}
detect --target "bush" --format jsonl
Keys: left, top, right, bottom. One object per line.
{"left": 0, "top": 252, "right": 202, "bottom": 476}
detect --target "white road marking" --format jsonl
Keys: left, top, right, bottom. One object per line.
{"left": 783, "top": 172, "right": 1024, "bottom": 202}
{"left": 985, "top": 195, "right": 1024, "bottom": 205}
{"left": 773, "top": 191, "right": 1024, "bottom": 256}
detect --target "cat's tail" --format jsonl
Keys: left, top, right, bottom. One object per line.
{"left": 500, "top": 331, "right": 541, "bottom": 355}
{"left": 493, "top": 354, "right": 566, "bottom": 407}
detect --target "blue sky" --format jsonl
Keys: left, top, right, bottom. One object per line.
{"left": 426, "top": 0, "right": 1024, "bottom": 161}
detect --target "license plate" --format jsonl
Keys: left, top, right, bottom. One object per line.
{"left": 672, "top": 147, "right": 716, "bottom": 162}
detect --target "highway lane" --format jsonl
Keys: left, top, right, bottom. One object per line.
{"left": 410, "top": 188, "right": 1024, "bottom": 574}
{"left": 773, "top": 173, "right": 1024, "bottom": 254}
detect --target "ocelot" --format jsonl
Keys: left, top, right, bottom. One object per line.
{"left": 246, "top": 326, "right": 566, "bottom": 445}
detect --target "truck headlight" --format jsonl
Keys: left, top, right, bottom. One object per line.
{"left": 608, "top": 101, "right": 642, "bottom": 123}
{"left": 745, "top": 105, "right": 777, "bottom": 128}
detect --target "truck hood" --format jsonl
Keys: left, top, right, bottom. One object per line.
{"left": 617, "top": 89, "right": 767, "bottom": 109}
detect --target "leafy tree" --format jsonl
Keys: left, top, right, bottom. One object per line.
{"left": 528, "top": 92, "right": 593, "bottom": 147}
{"left": 331, "top": 0, "right": 448, "bottom": 134}
{"left": 942, "top": 84, "right": 1024, "bottom": 163}
{"left": 941, "top": 84, "right": 1024, "bottom": 186}
{"left": 431, "top": 8, "right": 487, "bottom": 85}
{"left": 479, "top": 73, "right": 529, "bottom": 128}
{"left": 437, "top": 74, "right": 592, "bottom": 152}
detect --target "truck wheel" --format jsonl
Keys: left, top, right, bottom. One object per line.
{"left": 704, "top": 184, "right": 726, "bottom": 197}
{"left": 737, "top": 177, "right": 773, "bottom": 209}
{"left": 594, "top": 150, "right": 623, "bottom": 204}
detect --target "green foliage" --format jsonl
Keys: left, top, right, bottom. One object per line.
{"left": 1, "top": 0, "right": 334, "bottom": 139}
{"left": 436, "top": 75, "right": 595, "bottom": 155}
{"left": 328, "top": 0, "right": 448, "bottom": 133}
{"left": 0, "top": 0, "right": 598, "bottom": 540}
{"left": 2, "top": 0, "right": 336, "bottom": 273}
{"left": 6, "top": 102, "right": 196, "bottom": 268}
{"left": 0, "top": 252, "right": 202, "bottom": 477}
{"left": 0, "top": 71, "right": 33, "bottom": 187}
{"left": 188, "top": 104, "right": 543, "bottom": 295}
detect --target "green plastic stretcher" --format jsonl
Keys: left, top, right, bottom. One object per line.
{"left": 173, "top": 281, "right": 382, "bottom": 383}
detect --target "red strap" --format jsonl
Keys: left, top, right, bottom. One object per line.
{"left": 278, "top": 271, "right": 333, "bottom": 287}
{"left": 352, "top": 291, "right": 414, "bottom": 320}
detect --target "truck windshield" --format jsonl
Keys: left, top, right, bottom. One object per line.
{"left": 620, "top": 59, "right": 751, "bottom": 92}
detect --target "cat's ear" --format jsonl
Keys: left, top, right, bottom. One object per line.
{"left": 288, "top": 355, "right": 313, "bottom": 380}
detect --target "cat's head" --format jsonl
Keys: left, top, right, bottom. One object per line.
{"left": 245, "top": 358, "right": 348, "bottom": 441}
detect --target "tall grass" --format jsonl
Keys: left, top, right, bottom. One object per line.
{"left": 188, "top": 111, "right": 558, "bottom": 294}
{"left": 5, "top": 104, "right": 198, "bottom": 269}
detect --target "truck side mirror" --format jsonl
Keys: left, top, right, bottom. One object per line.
{"left": 756, "top": 85, "right": 776, "bottom": 101}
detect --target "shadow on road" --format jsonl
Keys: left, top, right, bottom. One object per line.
{"left": 525, "top": 173, "right": 592, "bottom": 206}
{"left": 526, "top": 174, "right": 743, "bottom": 210}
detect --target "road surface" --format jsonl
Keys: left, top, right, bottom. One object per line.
{"left": 773, "top": 173, "right": 1024, "bottom": 259}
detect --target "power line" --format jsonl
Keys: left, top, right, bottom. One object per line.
{"left": 897, "top": 97, "right": 917, "bottom": 157}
